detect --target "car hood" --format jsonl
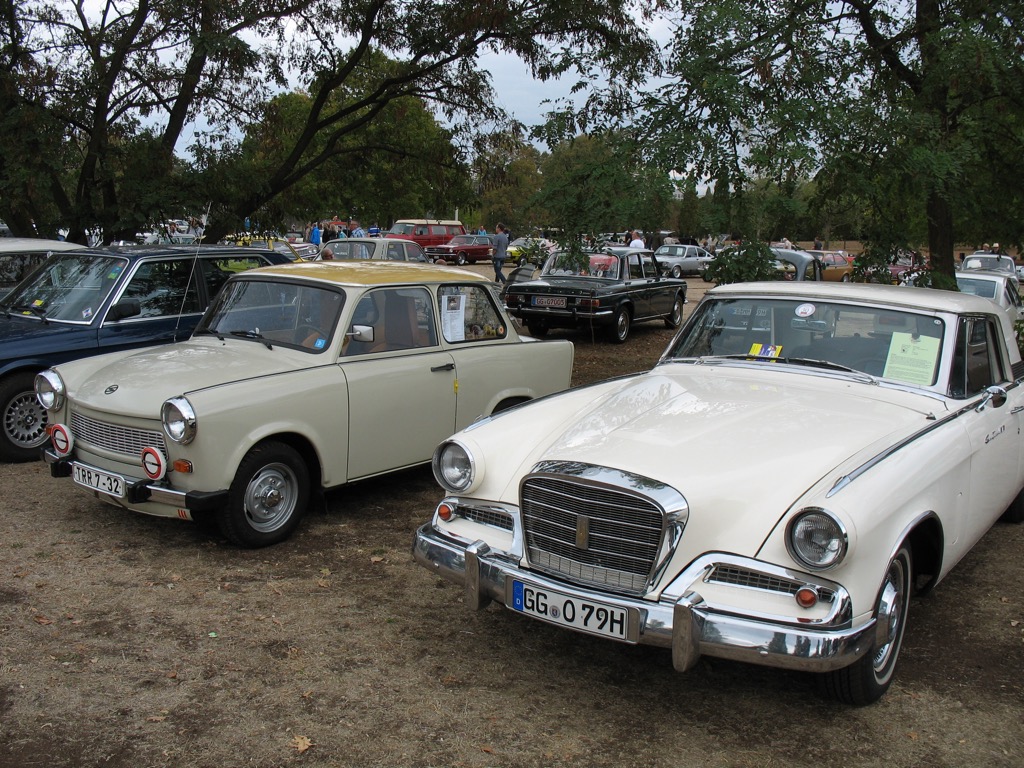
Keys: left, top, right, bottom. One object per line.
{"left": 0, "top": 313, "right": 93, "bottom": 354}
{"left": 499, "top": 363, "right": 941, "bottom": 557}
{"left": 61, "top": 337, "right": 310, "bottom": 419}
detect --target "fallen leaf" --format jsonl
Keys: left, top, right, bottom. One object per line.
{"left": 146, "top": 715, "right": 167, "bottom": 723}
{"left": 481, "top": 746, "right": 494, "bottom": 754}
{"left": 999, "top": 597, "right": 1010, "bottom": 603}
{"left": 319, "top": 567, "right": 331, "bottom": 576}
{"left": 316, "top": 578, "right": 330, "bottom": 589}
{"left": 1012, "top": 620, "right": 1020, "bottom": 627}
{"left": 291, "top": 735, "right": 313, "bottom": 753}
{"left": 370, "top": 556, "right": 385, "bottom": 563}
{"left": 34, "top": 615, "right": 53, "bottom": 625}
{"left": 909, "top": 732, "right": 919, "bottom": 741}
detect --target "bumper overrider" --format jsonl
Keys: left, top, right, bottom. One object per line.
{"left": 43, "top": 447, "right": 227, "bottom": 515}
{"left": 413, "top": 522, "right": 878, "bottom": 674}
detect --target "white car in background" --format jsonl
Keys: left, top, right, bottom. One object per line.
{"left": 415, "top": 281, "right": 1024, "bottom": 705}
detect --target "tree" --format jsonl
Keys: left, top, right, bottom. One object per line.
{"left": 554, "top": 1, "right": 1024, "bottom": 279}
{"left": 532, "top": 132, "right": 673, "bottom": 242}
{"left": 0, "top": 0, "right": 657, "bottom": 243}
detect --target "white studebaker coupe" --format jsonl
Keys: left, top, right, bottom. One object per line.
{"left": 37, "top": 261, "right": 574, "bottom": 547}
{"left": 414, "top": 281, "right": 1024, "bottom": 705}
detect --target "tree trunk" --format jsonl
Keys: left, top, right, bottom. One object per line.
{"left": 926, "top": 190, "right": 954, "bottom": 277}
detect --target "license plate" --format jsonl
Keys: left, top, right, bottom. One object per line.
{"left": 509, "top": 579, "right": 631, "bottom": 641}
{"left": 532, "top": 296, "right": 566, "bottom": 308}
{"left": 73, "top": 464, "right": 125, "bottom": 498}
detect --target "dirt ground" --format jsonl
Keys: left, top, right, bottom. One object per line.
{"left": 1, "top": 276, "right": 1022, "bottom": 768}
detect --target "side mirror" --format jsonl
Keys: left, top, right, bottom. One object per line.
{"left": 347, "top": 324, "right": 374, "bottom": 343}
{"left": 107, "top": 298, "right": 141, "bottom": 321}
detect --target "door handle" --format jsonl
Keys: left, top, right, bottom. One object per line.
{"left": 431, "top": 362, "right": 456, "bottom": 372}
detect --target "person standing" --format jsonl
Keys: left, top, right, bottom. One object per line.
{"left": 492, "top": 223, "right": 509, "bottom": 284}
{"left": 629, "top": 230, "right": 645, "bottom": 248}
{"left": 310, "top": 222, "right": 321, "bottom": 247}
{"left": 350, "top": 219, "right": 366, "bottom": 238}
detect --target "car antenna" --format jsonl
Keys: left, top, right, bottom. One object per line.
{"left": 174, "top": 202, "right": 211, "bottom": 341}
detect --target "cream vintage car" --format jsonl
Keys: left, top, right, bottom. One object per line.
{"left": 414, "top": 281, "right": 1024, "bottom": 705}
{"left": 37, "top": 261, "right": 573, "bottom": 547}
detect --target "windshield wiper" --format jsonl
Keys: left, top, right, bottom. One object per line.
{"left": 4, "top": 303, "right": 49, "bottom": 324}
{"left": 697, "top": 354, "right": 877, "bottom": 381}
{"left": 229, "top": 329, "right": 273, "bottom": 349}
{"left": 193, "top": 328, "right": 225, "bottom": 341}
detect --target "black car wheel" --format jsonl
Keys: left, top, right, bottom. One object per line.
{"left": 219, "top": 440, "right": 310, "bottom": 548}
{"left": 664, "top": 294, "right": 685, "bottom": 329}
{"left": 0, "top": 371, "right": 48, "bottom": 462}
{"left": 526, "top": 321, "right": 549, "bottom": 337}
{"left": 456, "top": 252, "right": 468, "bottom": 266}
{"left": 608, "top": 306, "right": 631, "bottom": 343}
{"left": 819, "top": 544, "right": 912, "bottom": 705}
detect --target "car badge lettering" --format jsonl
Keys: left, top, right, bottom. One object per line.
{"left": 104, "top": 385, "right": 119, "bottom": 395}
{"left": 575, "top": 515, "right": 591, "bottom": 550}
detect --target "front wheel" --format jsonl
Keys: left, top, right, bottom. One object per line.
{"left": 0, "top": 371, "right": 48, "bottom": 462}
{"left": 670, "top": 265, "right": 683, "bottom": 279}
{"left": 219, "top": 441, "right": 310, "bottom": 548}
{"left": 664, "top": 294, "right": 685, "bottom": 329}
{"left": 819, "top": 544, "right": 912, "bottom": 705}
{"left": 518, "top": 255, "right": 527, "bottom": 267}
{"left": 608, "top": 306, "right": 631, "bottom": 343}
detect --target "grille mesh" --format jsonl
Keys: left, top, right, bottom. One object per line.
{"left": 708, "top": 564, "right": 836, "bottom": 602}
{"left": 521, "top": 475, "right": 664, "bottom": 595}
{"left": 457, "top": 505, "right": 513, "bottom": 531}
{"left": 71, "top": 411, "right": 165, "bottom": 458}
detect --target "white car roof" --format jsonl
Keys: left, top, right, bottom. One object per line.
{"left": 709, "top": 280, "right": 1010, "bottom": 316}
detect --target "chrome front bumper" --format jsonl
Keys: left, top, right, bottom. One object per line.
{"left": 43, "top": 447, "right": 228, "bottom": 514}
{"left": 413, "top": 523, "right": 877, "bottom": 674}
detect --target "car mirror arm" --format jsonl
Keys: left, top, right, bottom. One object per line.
{"left": 976, "top": 385, "right": 1008, "bottom": 412}
{"left": 347, "top": 324, "right": 374, "bottom": 343}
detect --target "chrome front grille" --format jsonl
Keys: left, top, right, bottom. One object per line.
{"left": 71, "top": 411, "right": 166, "bottom": 458}
{"left": 520, "top": 468, "right": 675, "bottom": 596}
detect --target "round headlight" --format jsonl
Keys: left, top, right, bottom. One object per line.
{"left": 787, "top": 508, "right": 848, "bottom": 570}
{"left": 161, "top": 396, "right": 197, "bottom": 444}
{"left": 432, "top": 440, "right": 476, "bottom": 493}
{"left": 35, "top": 369, "right": 65, "bottom": 411}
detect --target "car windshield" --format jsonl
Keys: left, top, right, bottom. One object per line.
{"left": 195, "top": 278, "right": 345, "bottom": 352}
{"left": 541, "top": 252, "right": 621, "bottom": 280}
{"left": 0, "top": 252, "right": 129, "bottom": 323}
{"left": 448, "top": 236, "right": 474, "bottom": 245}
{"left": 962, "top": 255, "right": 1014, "bottom": 274}
{"left": 666, "top": 296, "right": 946, "bottom": 386}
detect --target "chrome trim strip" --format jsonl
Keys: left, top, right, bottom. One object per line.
{"left": 828, "top": 398, "right": 983, "bottom": 498}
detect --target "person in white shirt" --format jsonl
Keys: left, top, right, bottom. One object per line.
{"left": 629, "top": 230, "right": 645, "bottom": 248}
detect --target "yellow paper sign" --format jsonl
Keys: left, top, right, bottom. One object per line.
{"left": 883, "top": 332, "right": 940, "bottom": 385}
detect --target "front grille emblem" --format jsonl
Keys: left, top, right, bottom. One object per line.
{"left": 104, "top": 385, "right": 119, "bottom": 395}
{"left": 575, "top": 515, "right": 591, "bottom": 550}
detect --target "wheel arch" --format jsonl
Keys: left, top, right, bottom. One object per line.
{"left": 903, "top": 512, "right": 944, "bottom": 594}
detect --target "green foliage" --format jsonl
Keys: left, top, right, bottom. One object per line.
{"left": 702, "top": 241, "right": 779, "bottom": 285}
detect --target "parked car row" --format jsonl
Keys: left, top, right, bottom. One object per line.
{"left": 8, "top": 233, "right": 1024, "bottom": 707}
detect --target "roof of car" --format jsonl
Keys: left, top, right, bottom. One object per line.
{"left": 0, "top": 237, "right": 86, "bottom": 253}
{"left": 709, "top": 280, "right": 1010, "bottom": 315}
{"left": 245, "top": 260, "right": 491, "bottom": 286}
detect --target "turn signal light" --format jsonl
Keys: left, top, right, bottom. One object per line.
{"left": 437, "top": 501, "right": 456, "bottom": 522}
{"left": 172, "top": 459, "right": 194, "bottom": 473}
{"left": 795, "top": 586, "right": 819, "bottom": 608}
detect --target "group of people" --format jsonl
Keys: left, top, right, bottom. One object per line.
{"left": 305, "top": 218, "right": 378, "bottom": 245}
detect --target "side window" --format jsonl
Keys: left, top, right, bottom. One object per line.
{"left": 950, "top": 317, "right": 1006, "bottom": 398}
{"left": 640, "top": 254, "right": 657, "bottom": 277}
{"left": 438, "top": 285, "right": 508, "bottom": 342}
{"left": 386, "top": 243, "right": 403, "bottom": 261}
{"left": 415, "top": 225, "right": 428, "bottom": 236}
{"left": 120, "top": 259, "right": 202, "bottom": 318}
{"left": 344, "top": 287, "right": 436, "bottom": 356}
{"left": 430, "top": 225, "right": 447, "bottom": 236}
{"left": 408, "top": 244, "right": 426, "bottom": 262}
{"left": 628, "top": 255, "right": 643, "bottom": 279}
{"left": 202, "top": 256, "right": 265, "bottom": 301}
